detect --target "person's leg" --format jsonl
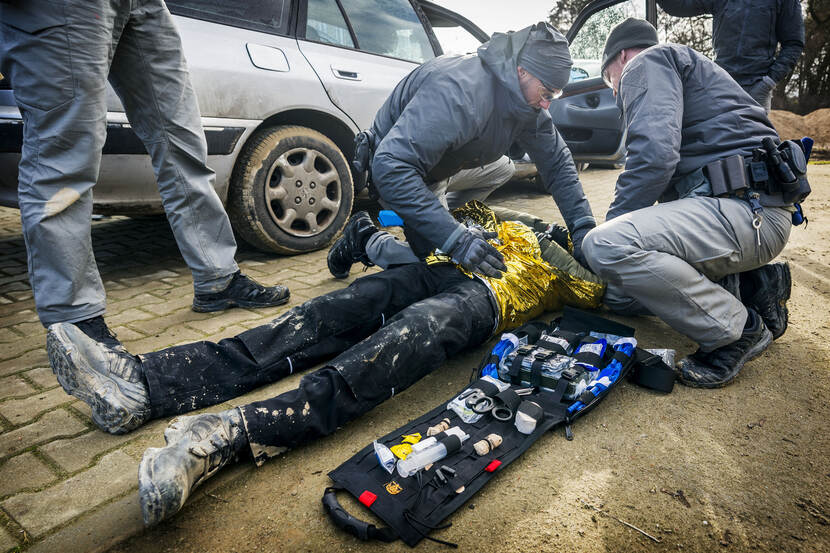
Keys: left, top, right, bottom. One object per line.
{"left": 446, "top": 156, "right": 516, "bottom": 210}
{"left": 138, "top": 270, "right": 494, "bottom": 524}
{"left": 0, "top": 0, "right": 125, "bottom": 325}
{"left": 47, "top": 264, "right": 444, "bottom": 431}
{"left": 583, "top": 197, "right": 791, "bottom": 351}
{"left": 107, "top": 0, "right": 238, "bottom": 294}
{"left": 239, "top": 269, "right": 495, "bottom": 461}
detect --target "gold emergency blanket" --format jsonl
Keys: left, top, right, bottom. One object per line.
{"left": 426, "top": 202, "right": 605, "bottom": 333}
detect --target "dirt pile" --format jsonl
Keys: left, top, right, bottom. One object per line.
{"left": 769, "top": 108, "right": 830, "bottom": 150}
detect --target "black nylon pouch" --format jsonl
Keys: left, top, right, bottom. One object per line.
{"left": 324, "top": 308, "right": 644, "bottom": 547}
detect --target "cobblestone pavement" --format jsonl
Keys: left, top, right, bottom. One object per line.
{"left": 0, "top": 173, "right": 621, "bottom": 552}
{"left": 3, "top": 166, "right": 828, "bottom": 553}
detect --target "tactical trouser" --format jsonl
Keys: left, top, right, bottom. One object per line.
{"left": 583, "top": 197, "right": 791, "bottom": 351}
{"left": 0, "top": 0, "right": 239, "bottom": 325}
{"left": 138, "top": 264, "right": 495, "bottom": 465}
{"left": 365, "top": 156, "right": 516, "bottom": 267}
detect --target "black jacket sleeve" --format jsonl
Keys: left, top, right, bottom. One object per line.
{"left": 371, "top": 77, "right": 486, "bottom": 251}
{"left": 768, "top": 0, "right": 805, "bottom": 83}
{"left": 606, "top": 52, "right": 684, "bottom": 221}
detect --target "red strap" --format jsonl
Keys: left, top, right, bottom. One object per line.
{"left": 358, "top": 490, "right": 377, "bottom": 507}
{"left": 484, "top": 460, "right": 502, "bottom": 472}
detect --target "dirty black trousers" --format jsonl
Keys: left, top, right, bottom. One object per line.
{"left": 139, "top": 264, "right": 495, "bottom": 464}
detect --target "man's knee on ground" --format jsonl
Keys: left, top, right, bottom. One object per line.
{"left": 581, "top": 222, "right": 640, "bottom": 281}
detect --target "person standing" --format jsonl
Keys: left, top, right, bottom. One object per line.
{"left": 657, "top": 0, "right": 804, "bottom": 111}
{"left": 0, "top": 0, "right": 290, "bottom": 348}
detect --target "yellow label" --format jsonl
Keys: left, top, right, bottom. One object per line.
{"left": 385, "top": 481, "right": 403, "bottom": 494}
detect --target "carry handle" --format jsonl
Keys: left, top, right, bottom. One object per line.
{"left": 322, "top": 487, "right": 372, "bottom": 540}
{"left": 322, "top": 487, "right": 398, "bottom": 543}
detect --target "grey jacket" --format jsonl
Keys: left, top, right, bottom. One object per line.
{"left": 370, "top": 29, "right": 595, "bottom": 253}
{"left": 608, "top": 44, "right": 784, "bottom": 220}
{"left": 657, "top": 0, "right": 804, "bottom": 86}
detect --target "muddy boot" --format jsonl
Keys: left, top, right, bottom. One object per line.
{"left": 139, "top": 409, "right": 247, "bottom": 526}
{"left": 74, "top": 315, "right": 127, "bottom": 352}
{"left": 192, "top": 271, "right": 290, "bottom": 312}
{"left": 677, "top": 309, "right": 772, "bottom": 388}
{"left": 46, "top": 323, "right": 149, "bottom": 434}
{"left": 327, "top": 211, "right": 378, "bottom": 279}
{"left": 740, "top": 262, "right": 791, "bottom": 340}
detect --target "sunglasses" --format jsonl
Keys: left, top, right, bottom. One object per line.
{"left": 539, "top": 85, "right": 563, "bottom": 101}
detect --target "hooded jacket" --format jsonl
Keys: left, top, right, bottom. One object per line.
{"left": 657, "top": 0, "right": 804, "bottom": 86}
{"left": 608, "top": 43, "right": 784, "bottom": 220}
{"left": 370, "top": 28, "right": 596, "bottom": 255}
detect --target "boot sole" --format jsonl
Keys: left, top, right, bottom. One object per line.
{"left": 192, "top": 293, "right": 290, "bottom": 313}
{"left": 326, "top": 237, "right": 351, "bottom": 279}
{"left": 771, "top": 263, "right": 791, "bottom": 340}
{"left": 680, "top": 327, "right": 773, "bottom": 389}
{"left": 46, "top": 326, "right": 140, "bottom": 434}
{"left": 138, "top": 447, "right": 169, "bottom": 526}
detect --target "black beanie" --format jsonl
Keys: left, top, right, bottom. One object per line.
{"left": 601, "top": 18, "right": 658, "bottom": 74}
{"left": 517, "top": 22, "right": 573, "bottom": 91}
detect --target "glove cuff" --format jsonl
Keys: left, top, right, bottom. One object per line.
{"left": 440, "top": 224, "right": 468, "bottom": 254}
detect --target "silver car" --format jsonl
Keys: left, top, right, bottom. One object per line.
{"left": 0, "top": 0, "right": 489, "bottom": 253}
{"left": 0, "top": 0, "right": 637, "bottom": 254}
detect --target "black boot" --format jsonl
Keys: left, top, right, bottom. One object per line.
{"left": 740, "top": 262, "right": 791, "bottom": 339}
{"left": 74, "top": 315, "right": 125, "bottom": 352}
{"left": 192, "top": 271, "right": 290, "bottom": 313}
{"left": 139, "top": 409, "right": 247, "bottom": 525}
{"left": 327, "top": 211, "right": 378, "bottom": 279}
{"left": 677, "top": 309, "right": 772, "bottom": 388}
{"left": 715, "top": 273, "right": 741, "bottom": 301}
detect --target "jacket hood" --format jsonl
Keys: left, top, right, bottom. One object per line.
{"left": 477, "top": 25, "right": 535, "bottom": 118}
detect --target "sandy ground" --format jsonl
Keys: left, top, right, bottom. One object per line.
{"left": 109, "top": 165, "right": 830, "bottom": 553}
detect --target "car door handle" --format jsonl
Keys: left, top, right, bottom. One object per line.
{"left": 331, "top": 66, "right": 361, "bottom": 81}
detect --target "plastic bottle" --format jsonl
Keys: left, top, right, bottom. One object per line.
{"left": 397, "top": 429, "right": 469, "bottom": 478}
{"left": 410, "top": 426, "right": 467, "bottom": 454}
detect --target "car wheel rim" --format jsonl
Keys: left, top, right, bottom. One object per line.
{"left": 264, "top": 146, "right": 342, "bottom": 238}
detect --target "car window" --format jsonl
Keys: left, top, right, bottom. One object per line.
{"left": 431, "top": 24, "right": 482, "bottom": 56}
{"left": 338, "top": 0, "right": 434, "bottom": 63}
{"left": 306, "top": 0, "right": 355, "bottom": 48}
{"left": 166, "top": 0, "right": 290, "bottom": 35}
{"left": 568, "top": 0, "right": 646, "bottom": 69}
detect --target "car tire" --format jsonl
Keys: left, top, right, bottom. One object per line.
{"left": 228, "top": 125, "right": 353, "bottom": 254}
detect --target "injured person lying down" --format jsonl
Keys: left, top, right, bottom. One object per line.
{"left": 45, "top": 202, "right": 604, "bottom": 526}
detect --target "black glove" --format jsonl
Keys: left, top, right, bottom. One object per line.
{"left": 570, "top": 225, "right": 594, "bottom": 268}
{"left": 747, "top": 76, "right": 776, "bottom": 110}
{"left": 534, "top": 222, "right": 571, "bottom": 252}
{"left": 447, "top": 227, "right": 507, "bottom": 278}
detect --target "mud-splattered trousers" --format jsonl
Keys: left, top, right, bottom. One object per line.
{"left": 0, "top": 0, "right": 239, "bottom": 325}
{"left": 138, "top": 264, "right": 495, "bottom": 465}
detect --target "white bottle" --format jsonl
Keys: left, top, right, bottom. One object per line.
{"left": 397, "top": 429, "right": 469, "bottom": 478}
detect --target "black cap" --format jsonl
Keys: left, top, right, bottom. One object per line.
{"left": 517, "top": 22, "right": 573, "bottom": 91}
{"left": 600, "top": 18, "right": 658, "bottom": 74}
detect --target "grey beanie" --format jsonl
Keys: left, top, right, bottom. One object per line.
{"left": 601, "top": 18, "right": 658, "bottom": 74}
{"left": 517, "top": 22, "right": 573, "bottom": 91}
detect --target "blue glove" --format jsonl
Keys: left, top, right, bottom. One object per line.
{"left": 447, "top": 227, "right": 507, "bottom": 278}
{"left": 570, "top": 224, "right": 594, "bottom": 268}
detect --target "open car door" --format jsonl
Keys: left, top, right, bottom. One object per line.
{"left": 550, "top": 0, "right": 658, "bottom": 166}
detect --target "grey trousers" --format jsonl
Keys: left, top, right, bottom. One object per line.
{"left": 583, "top": 197, "right": 791, "bottom": 351}
{"left": 0, "top": 0, "right": 239, "bottom": 325}
{"left": 366, "top": 156, "right": 515, "bottom": 268}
